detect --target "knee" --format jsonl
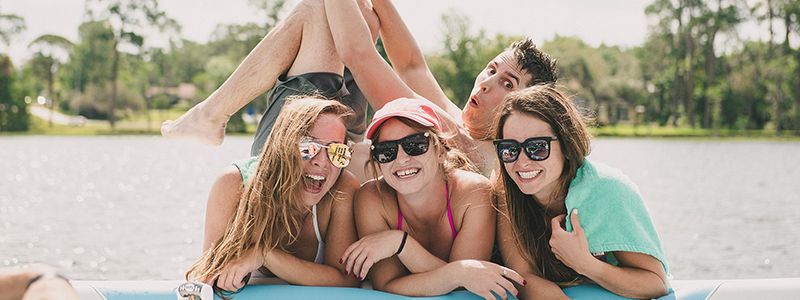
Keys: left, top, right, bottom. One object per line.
{"left": 290, "top": 0, "right": 325, "bottom": 21}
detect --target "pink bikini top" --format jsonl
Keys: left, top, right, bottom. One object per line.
{"left": 397, "top": 182, "right": 457, "bottom": 241}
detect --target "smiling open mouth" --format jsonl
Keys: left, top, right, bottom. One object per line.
{"left": 395, "top": 168, "right": 420, "bottom": 179}
{"left": 518, "top": 170, "right": 541, "bottom": 179}
{"left": 303, "top": 174, "right": 326, "bottom": 190}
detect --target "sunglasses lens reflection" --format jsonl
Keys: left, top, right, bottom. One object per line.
{"left": 300, "top": 142, "right": 322, "bottom": 160}
{"left": 327, "top": 144, "right": 352, "bottom": 168}
{"left": 497, "top": 141, "right": 520, "bottom": 163}
{"left": 524, "top": 140, "right": 549, "bottom": 160}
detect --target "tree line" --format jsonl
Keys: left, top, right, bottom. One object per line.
{"left": 1, "top": 0, "right": 799, "bottom": 136}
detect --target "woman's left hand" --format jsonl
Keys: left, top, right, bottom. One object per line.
{"left": 211, "top": 247, "right": 263, "bottom": 292}
{"left": 341, "top": 230, "right": 406, "bottom": 280}
{"left": 549, "top": 209, "right": 593, "bottom": 274}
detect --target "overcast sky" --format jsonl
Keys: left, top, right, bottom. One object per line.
{"left": 1, "top": 0, "right": 773, "bottom": 67}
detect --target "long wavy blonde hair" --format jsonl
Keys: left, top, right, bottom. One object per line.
{"left": 186, "top": 97, "right": 354, "bottom": 285}
{"left": 494, "top": 85, "right": 592, "bottom": 287}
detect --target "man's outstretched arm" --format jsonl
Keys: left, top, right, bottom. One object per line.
{"left": 371, "top": 0, "right": 461, "bottom": 119}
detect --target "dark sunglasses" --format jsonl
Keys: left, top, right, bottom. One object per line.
{"left": 370, "top": 132, "right": 430, "bottom": 163}
{"left": 493, "top": 137, "right": 559, "bottom": 163}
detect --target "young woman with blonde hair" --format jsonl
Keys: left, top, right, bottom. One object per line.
{"left": 187, "top": 97, "right": 361, "bottom": 296}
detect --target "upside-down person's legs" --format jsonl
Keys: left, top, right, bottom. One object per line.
{"left": 160, "top": 4, "right": 306, "bottom": 146}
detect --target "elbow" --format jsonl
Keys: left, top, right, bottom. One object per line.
{"left": 624, "top": 282, "right": 669, "bottom": 300}
{"left": 649, "top": 282, "right": 670, "bottom": 299}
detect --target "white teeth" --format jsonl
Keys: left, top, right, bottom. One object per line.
{"left": 305, "top": 174, "right": 325, "bottom": 181}
{"left": 518, "top": 170, "right": 541, "bottom": 179}
{"left": 395, "top": 168, "right": 420, "bottom": 178}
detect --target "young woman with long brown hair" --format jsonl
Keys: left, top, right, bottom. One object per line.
{"left": 494, "top": 85, "right": 669, "bottom": 299}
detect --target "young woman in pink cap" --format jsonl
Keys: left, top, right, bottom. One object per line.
{"left": 339, "top": 98, "right": 525, "bottom": 300}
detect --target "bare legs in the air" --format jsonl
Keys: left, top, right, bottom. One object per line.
{"left": 160, "top": 0, "right": 379, "bottom": 146}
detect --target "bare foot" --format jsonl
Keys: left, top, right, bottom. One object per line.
{"left": 161, "top": 102, "right": 229, "bottom": 146}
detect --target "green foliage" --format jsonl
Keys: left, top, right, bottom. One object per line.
{"left": 5, "top": 0, "right": 800, "bottom": 137}
{"left": 426, "top": 9, "right": 517, "bottom": 108}
{"left": 0, "top": 56, "right": 28, "bottom": 131}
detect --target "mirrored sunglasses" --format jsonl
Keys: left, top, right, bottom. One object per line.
{"left": 299, "top": 137, "right": 352, "bottom": 168}
{"left": 370, "top": 132, "right": 430, "bottom": 163}
{"left": 493, "top": 137, "right": 559, "bottom": 163}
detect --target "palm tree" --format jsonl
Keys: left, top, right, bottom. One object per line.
{"left": 87, "top": 0, "right": 178, "bottom": 129}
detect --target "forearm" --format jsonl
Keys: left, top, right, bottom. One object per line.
{"left": 0, "top": 266, "right": 69, "bottom": 300}
{"left": 381, "top": 261, "right": 463, "bottom": 297}
{"left": 395, "top": 233, "right": 447, "bottom": 273}
{"left": 264, "top": 249, "right": 359, "bottom": 287}
{"left": 0, "top": 268, "right": 38, "bottom": 300}
{"left": 518, "top": 273, "right": 570, "bottom": 300}
{"left": 370, "top": 0, "right": 426, "bottom": 73}
{"left": 579, "top": 260, "right": 668, "bottom": 299}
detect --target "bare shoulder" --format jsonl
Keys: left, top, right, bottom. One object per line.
{"left": 449, "top": 169, "right": 493, "bottom": 207}
{"left": 211, "top": 165, "right": 245, "bottom": 192}
{"left": 320, "top": 170, "right": 360, "bottom": 216}
{"left": 354, "top": 179, "right": 392, "bottom": 208}
{"left": 334, "top": 170, "right": 360, "bottom": 195}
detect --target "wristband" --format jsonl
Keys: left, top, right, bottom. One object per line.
{"left": 395, "top": 231, "right": 408, "bottom": 255}
{"left": 28, "top": 272, "right": 69, "bottom": 289}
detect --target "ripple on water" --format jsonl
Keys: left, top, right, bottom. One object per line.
{"left": 3, "top": 136, "right": 797, "bottom": 280}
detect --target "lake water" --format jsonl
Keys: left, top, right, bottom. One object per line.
{"left": 1, "top": 136, "right": 798, "bottom": 281}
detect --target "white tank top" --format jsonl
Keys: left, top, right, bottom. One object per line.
{"left": 311, "top": 204, "right": 324, "bottom": 264}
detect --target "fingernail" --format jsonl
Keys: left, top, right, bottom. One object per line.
{"left": 523, "top": 280, "right": 527, "bottom": 285}
{"left": 572, "top": 208, "right": 578, "bottom": 215}
{"left": 339, "top": 259, "right": 343, "bottom": 264}
{"left": 516, "top": 293, "right": 520, "bottom": 298}
{"left": 344, "top": 270, "right": 348, "bottom": 275}
{"left": 359, "top": 276, "right": 363, "bottom": 281}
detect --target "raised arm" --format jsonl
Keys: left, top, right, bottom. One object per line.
{"left": 370, "top": 0, "right": 461, "bottom": 118}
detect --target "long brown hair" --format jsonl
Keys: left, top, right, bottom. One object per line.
{"left": 186, "top": 97, "right": 353, "bottom": 287}
{"left": 493, "top": 85, "right": 592, "bottom": 287}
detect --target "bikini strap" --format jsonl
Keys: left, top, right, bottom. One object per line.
{"left": 397, "top": 205, "right": 403, "bottom": 230}
{"left": 446, "top": 181, "right": 456, "bottom": 241}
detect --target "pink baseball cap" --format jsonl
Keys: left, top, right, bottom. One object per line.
{"left": 365, "top": 98, "right": 441, "bottom": 140}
